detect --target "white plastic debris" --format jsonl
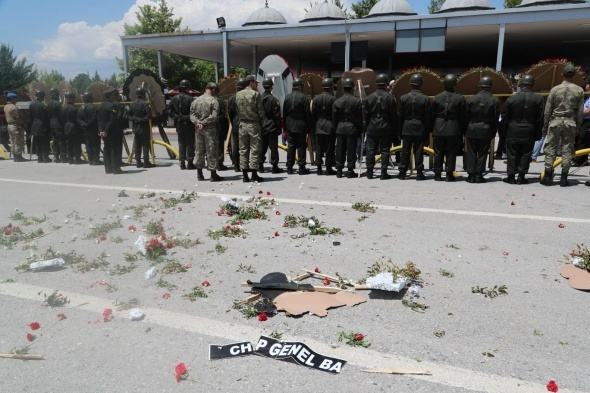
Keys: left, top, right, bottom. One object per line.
{"left": 145, "top": 267, "right": 157, "bottom": 279}
{"left": 366, "top": 272, "right": 408, "bottom": 292}
{"left": 220, "top": 196, "right": 239, "bottom": 208}
{"left": 30, "top": 258, "right": 65, "bottom": 271}
{"left": 135, "top": 236, "right": 148, "bottom": 254}
{"left": 308, "top": 219, "right": 316, "bottom": 228}
{"left": 571, "top": 257, "right": 584, "bottom": 267}
{"left": 123, "top": 215, "right": 131, "bottom": 220}
{"left": 71, "top": 234, "right": 78, "bottom": 240}
{"left": 129, "top": 308, "right": 144, "bottom": 321}
{"left": 408, "top": 284, "right": 421, "bottom": 298}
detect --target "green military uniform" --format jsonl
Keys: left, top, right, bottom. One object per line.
{"left": 4, "top": 100, "right": 25, "bottom": 157}
{"left": 190, "top": 91, "right": 219, "bottom": 171}
{"left": 236, "top": 84, "right": 265, "bottom": 171}
{"left": 216, "top": 94, "right": 229, "bottom": 169}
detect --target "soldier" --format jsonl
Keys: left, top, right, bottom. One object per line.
{"left": 398, "top": 74, "right": 430, "bottom": 180}
{"left": 499, "top": 74, "right": 544, "bottom": 185}
{"left": 168, "top": 79, "right": 195, "bottom": 170}
{"left": 78, "top": 92, "right": 101, "bottom": 165}
{"left": 190, "top": 82, "right": 223, "bottom": 182}
{"left": 365, "top": 74, "right": 397, "bottom": 180}
{"left": 4, "top": 93, "right": 27, "bottom": 162}
{"left": 211, "top": 83, "right": 230, "bottom": 171}
{"left": 332, "top": 77, "right": 362, "bottom": 178}
{"left": 284, "top": 78, "right": 312, "bottom": 175}
{"left": 47, "top": 88, "right": 66, "bottom": 163}
{"left": 129, "top": 88, "right": 155, "bottom": 168}
{"left": 465, "top": 76, "right": 499, "bottom": 183}
{"left": 260, "top": 78, "right": 283, "bottom": 174}
{"left": 541, "top": 64, "right": 585, "bottom": 187}
{"left": 29, "top": 90, "right": 51, "bottom": 163}
{"left": 311, "top": 78, "right": 336, "bottom": 175}
{"left": 228, "top": 78, "right": 247, "bottom": 172}
{"left": 430, "top": 74, "right": 466, "bottom": 182}
{"left": 61, "top": 92, "right": 83, "bottom": 164}
{"left": 97, "top": 87, "right": 125, "bottom": 174}
{"left": 236, "top": 75, "right": 265, "bottom": 182}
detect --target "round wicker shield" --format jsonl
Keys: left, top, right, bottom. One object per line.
{"left": 522, "top": 59, "right": 586, "bottom": 93}
{"left": 336, "top": 67, "right": 377, "bottom": 99}
{"left": 299, "top": 73, "right": 325, "bottom": 99}
{"left": 392, "top": 67, "right": 444, "bottom": 101}
{"left": 456, "top": 67, "right": 512, "bottom": 96}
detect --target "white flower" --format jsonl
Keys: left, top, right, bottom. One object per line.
{"left": 308, "top": 219, "right": 315, "bottom": 227}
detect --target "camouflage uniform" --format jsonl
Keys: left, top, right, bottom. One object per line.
{"left": 190, "top": 91, "right": 219, "bottom": 170}
{"left": 543, "top": 80, "right": 585, "bottom": 172}
{"left": 4, "top": 102, "right": 24, "bottom": 155}
{"left": 236, "top": 86, "right": 265, "bottom": 170}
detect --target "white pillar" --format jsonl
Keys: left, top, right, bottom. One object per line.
{"left": 123, "top": 45, "right": 130, "bottom": 75}
{"left": 214, "top": 63, "right": 219, "bottom": 82}
{"left": 222, "top": 30, "right": 229, "bottom": 77}
{"left": 344, "top": 28, "right": 351, "bottom": 72}
{"left": 157, "top": 50, "right": 164, "bottom": 79}
{"left": 496, "top": 23, "right": 506, "bottom": 71}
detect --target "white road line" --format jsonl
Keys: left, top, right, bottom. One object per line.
{"left": 1, "top": 177, "right": 589, "bottom": 224}
{"left": 0, "top": 282, "right": 582, "bottom": 393}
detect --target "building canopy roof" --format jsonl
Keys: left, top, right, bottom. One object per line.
{"left": 519, "top": 0, "right": 585, "bottom": 6}
{"left": 367, "top": 0, "right": 416, "bottom": 17}
{"left": 300, "top": 0, "right": 347, "bottom": 22}
{"left": 438, "top": 0, "right": 494, "bottom": 13}
{"left": 242, "top": 1, "right": 287, "bottom": 27}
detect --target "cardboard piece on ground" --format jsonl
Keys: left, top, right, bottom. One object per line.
{"left": 560, "top": 264, "right": 590, "bottom": 291}
{"left": 362, "top": 368, "right": 432, "bottom": 375}
{"left": 274, "top": 291, "right": 366, "bottom": 317}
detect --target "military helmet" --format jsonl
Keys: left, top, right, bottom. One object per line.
{"left": 82, "top": 92, "right": 93, "bottom": 103}
{"left": 35, "top": 90, "right": 45, "bottom": 98}
{"left": 519, "top": 74, "right": 535, "bottom": 86}
{"left": 376, "top": 74, "right": 389, "bottom": 86}
{"left": 179, "top": 79, "right": 191, "bottom": 88}
{"left": 135, "top": 87, "right": 146, "bottom": 97}
{"left": 262, "top": 78, "right": 274, "bottom": 88}
{"left": 244, "top": 74, "right": 257, "bottom": 83}
{"left": 292, "top": 78, "right": 304, "bottom": 88}
{"left": 237, "top": 78, "right": 247, "bottom": 90}
{"left": 321, "top": 78, "right": 332, "bottom": 89}
{"left": 409, "top": 74, "right": 423, "bottom": 87}
{"left": 478, "top": 76, "right": 493, "bottom": 88}
{"left": 49, "top": 88, "right": 59, "bottom": 96}
{"left": 206, "top": 82, "right": 219, "bottom": 90}
{"left": 342, "top": 78, "right": 354, "bottom": 88}
{"left": 64, "top": 92, "right": 76, "bottom": 100}
{"left": 563, "top": 64, "right": 576, "bottom": 76}
{"left": 443, "top": 74, "right": 457, "bottom": 89}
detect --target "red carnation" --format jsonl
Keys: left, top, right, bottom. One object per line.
{"left": 128, "top": 225, "right": 136, "bottom": 232}
{"left": 558, "top": 223, "right": 565, "bottom": 229}
{"left": 7, "top": 223, "right": 12, "bottom": 228}
{"left": 323, "top": 278, "right": 331, "bottom": 286}
{"left": 510, "top": 201, "right": 515, "bottom": 206}
{"left": 29, "top": 322, "right": 40, "bottom": 331}
{"left": 274, "top": 231, "right": 279, "bottom": 237}
{"left": 267, "top": 191, "right": 271, "bottom": 196}
{"left": 57, "top": 313, "right": 67, "bottom": 320}
{"left": 202, "top": 280, "right": 210, "bottom": 287}
{"left": 314, "top": 267, "right": 321, "bottom": 273}
{"left": 175, "top": 362, "right": 188, "bottom": 382}
{"left": 258, "top": 190, "right": 263, "bottom": 194}
{"left": 102, "top": 308, "right": 114, "bottom": 322}
{"left": 547, "top": 380, "right": 558, "bottom": 392}
{"left": 225, "top": 225, "right": 231, "bottom": 229}
{"left": 178, "top": 207, "right": 183, "bottom": 212}
{"left": 4, "top": 230, "right": 11, "bottom": 236}
{"left": 161, "top": 210, "right": 166, "bottom": 214}
{"left": 354, "top": 333, "right": 364, "bottom": 342}
{"left": 27, "top": 333, "right": 35, "bottom": 342}
{"left": 163, "top": 293, "right": 171, "bottom": 299}
{"left": 258, "top": 311, "right": 268, "bottom": 321}
{"left": 160, "top": 233, "right": 166, "bottom": 240}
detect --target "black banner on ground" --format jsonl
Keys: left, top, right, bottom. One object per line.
{"left": 209, "top": 341, "right": 254, "bottom": 360}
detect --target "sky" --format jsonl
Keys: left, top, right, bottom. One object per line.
{"left": 0, "top": 0, "right": 505, "bottom": 81}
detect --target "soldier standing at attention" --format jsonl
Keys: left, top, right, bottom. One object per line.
{"left": 260, "top": 78, "right": 283, "bottom": 174}
{"left": 541, "top": 65, "right": 585, "bottom": 187}
{"left": 311, "top": 78, "right": 336, "bottom": 176}
{"left": 62, "top": 92, "right": 83, "bottom": 164}
{"left": 228, "top": 78, "right": 247, "bottom": 172}
{"left": 4, "top": 93, "right": 27, "bottom": 162}
{"left": 78, "top": 92, "right": 101, "bottom": 165}
{"left": 211, "top": 83, "right": 229, "bottom": 171}
{"left": 169, "top": 80, "right": 195, "bottom": 170}
{"left": 499, "top": 75, "right": 544, "bottom": 185}
{"left": 398, "top": 74, "right": 430, "bottom": 180}
{"left": 365, "top": 74, "right": 397, "bottom": 180}
{"left": 332, "top": 78, "right": 362, "bottom": 178}
{"left": 465, "top": 76, "right": 499, "bottom": 183}
{"left": 284, "top": 78, "right": 312, "bottom": 175}
{"left": 190, "top": 82, "right": 223, "bottom": 182}
{"left": 29, "top": 90, "right": 51, "bottom": 163}
{"left": 97, "top": 88, "right": 125, "bottom": 174}
{"left": 47, "top": 88, "right": 66, "bottom": 163}
{"left": 236, "top": 75, "right": 265, "bottom": 183}
{"left": 430, "top": 74, "right": 466, "bottom": 182}
{"left": 129, "top": 88, "right": 154, "bottom": 169}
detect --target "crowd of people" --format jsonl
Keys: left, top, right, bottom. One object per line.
{"left": 3, "top": 65, "right": 589, "bottom": 187}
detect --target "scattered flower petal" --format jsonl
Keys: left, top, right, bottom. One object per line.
{"left": 27, "top": 333, "right": 35, "bottom": 342}
{"left": 258, "top": 311, "right": 268, "bottom": 321}
{"left": 57, "top": 313, "right": 67, "bottom": 320}
{"left": 323, "top": 278, "right": 331, "bottom": 286}
{"left": 503, "top": 251, "right": 510, "bottom": 256}
{"left": 354, "top": 333, "right": 364, "bottom": 342}
{"left": 547, "top": 380, "right": 558, "bottom": 392}
{"left": 202, "top": 280, "right": 211, "bottom": 287}
{"left": 510, "top": 201, "right": 515, "bottom": 206}
{"left": 558, "top": 223, "right": 565, "bottom": 229}
{"left": 29, "top": 322, "right": 40, "bottom": 331}
{"left": 314, "top": 267, "right": 321, "bottom": 273}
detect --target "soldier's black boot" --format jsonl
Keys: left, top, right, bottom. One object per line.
{"left": 299, "top": 165, "right": 310, "bottom": 175}
{"left": 516, "top": 173, "right": 528, "bottom": 184}
{"left": 336, "top": 169, "right": 343, "bottom": 178}
{"left": 346, "top": 169, "right": 355, "bottom": 178}
{"left": 210, "top": 170, "right": 224, "bottom": 182}
{"left": 398, "top": 171, "right": 406, "bottom": 180}
{"left": 445, "top": 171, "right": 455, "bottom": 182}
{"left": 503, "top": 174, "right": 516, "bottom": 184}
{"left": 251, "top": 171, "right": 264, "bottom": 182}
{"left": 475, "top": 173, "right": 486, "bottom": 183}
{"left": 271, "top": 165, "right": 284, "bottom": 174}
{"left": 187, "top": 160, "right": 196, "bottom": 170}
{"left": 258, "top": 163, "right": 265, "bottom": 173}
{"left": 326, "top": 167, "right": 336, "bottom": 176}
{"left": 467, "top": 174, "right": 475, "bottom": 183}
{"left": 136, "top": 161, "right": 144, "bottom": 168}
{"left": 143, "top": 161, "right": 155, "bottom": 168}
{"left": 180, "top": 160, "right": 186, "bottom": 170}
{"left": 416, "top": 171, "right": 426, "bottom": 181}
{"left": 380, "top": 169, "right": 391, "bottom": 180}
{"left": 560, "top": 172, "right": 569, "bottom": 187}
{"left": 14, "top": 154, "right": 24, "bottom": 162}
{"left": 286, "top": 167, "right": 294, "bottom": 175}
{"left": 242, "top": 170, "right": 251, "bottom": 183}
{"left": 217, "top": 163, "right": 228, "bottom": 171}
{"left": 586, "top": 180, "right": 590, "bottom": 187}
{"left": 317, "top": 165, "right": 323, "bottom": 175}
{"left": 61, "top": 154, "right": 68, "bottom": 163}
{"left": 434, "top": 172, "right": 443, "bottom": 181}
{"left": 366, "top": 167, "right": 374, "bottom": 179}
{"left": 541, "top": 169, "right": 553, "bottom": 186}
{"left": 197, "top": 169, "right": 205, "bottom": 181}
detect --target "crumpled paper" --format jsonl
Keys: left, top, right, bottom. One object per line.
{"left": 129, "top": 308, "right": 144, "bottom": 321}
{"left": 135, "top": 236, "right": 148, "bottom": 254}
{"left": 30, "top": 258, "right": 65, "bottom": 271}
{"left": 145, "top": 267, "right": 156, "bottom": 279}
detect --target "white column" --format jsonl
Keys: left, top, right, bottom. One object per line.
{"left": 123, "top": 45, "right": 130, "bottom": 75}
{"left": 344, "top": 28, "right": 351, "bottom": 72}
{"left": 222, "top": 30, "right": 229, "bottom": 77}
{"left": 496, "top": 23, "right": 506, "bottom": 71}
{"left": 157, "top": 50, "right": 164, "bottom": 79}
{"left": 214, "top": 63, "right": 219, "bottom": 82}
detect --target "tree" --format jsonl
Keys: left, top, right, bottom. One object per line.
{"left": 504, "top": 0, "right": 522, "bottom": 6}
{"left": 0, "top": 44, "right": 36, "bottom": 93}
{"left": 350, "top": 0, "right": 378, "bottom": 19}
{"left": 428, "top": 0, "right": 444, "bottom": 13}
{"left": 70, "top": 72, "right": 93, "bottom": 93}
{"left": 36, "top": 68, "right": 65, "bottom": 89}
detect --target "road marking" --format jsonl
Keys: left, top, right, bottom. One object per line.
{"left": 0, "top": 282, "right": 581, "bottom": 393}
{"left": 1, "top": 177, "right": 588, "bottom": 224}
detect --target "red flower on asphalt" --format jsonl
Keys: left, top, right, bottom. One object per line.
{"left": 166, "top": 243, "right": 173, "bottom": 249}
{"left": 258, "top": 190, "right": 263, "bottom": 194}
{"left": 314, "top": 267, "right": 321, "bottom": 273}
{"left": 323, "top": 278, "right": 331, "bottom": 286}
{"left": 160, "top": 217, "right": 165, "bottom": 222}
{"left": 4, "top": 230, "right": 11, "bottom": 236}
{"left": 57, "top": 313, "right": 67, "bottom": 320}
{"left": 128, "top": 225, "right": 136, "bottom": 232}
{"left": 175, "top": 362, "right": 188, "bottom": 382}
{"left": 547, "top": 380, "right": 559, "bottom": 392}
{"left": 225, "top": 225, "right": 231, "bottom": 230}
{"left": 184, "top": 263, "right": 191, "bottom": 270}
{"left": 558, "top": 223, "right": 565, "bottom": 229}
{"left": 510, "top": 201, "right": 515, "bottom": 206}
{"left": 202, "top": 280, "right": 211, "bottom": 287}
{"left": 160, "top": 233, "right": 166, "bottom": 240}
{"left": 161, "top": 210, "right": 166, "bottom": 214}
{"left": 27, "top": 333, "right": 35, "bottom": 342}
{"left": 267, "top": 191, "right": 271, "bottom": 196}
{"left": 29, "top": 322, "right": 40, "bottom": 331}
{"left": 258, "top": 311, "right": 268, "bottom": 321}
{"left": 217, "top": 211, "right": 222, "bottom": 216}
{"left": 354, "top": 333, "right": 364, "bottom": 342}
{"left": 275, "top": 211, "right": 281, "bottom": 215}
{"left": 282, "top": 222, "right": 287, "bottom": 227}
{"left": 274, "top": 231, "right": 279, "bottom": 237}
{"left": 178, "top": 207, "right": 183, "bottom": 212}
{"left": 98, "top": 235, "right": 107, "bottom": 241}
{"left": 102, "top": 308, "right": 114, "bottom": 322}
{"left": 163, "top": 293, "right": 171, "bottom": 299}
{"left": 13, "top": 226, "right": 20, "bottom": 232}
{"left": 7, "top": 223, "right": 12, "bottom": 228}
{"left": 503, "top": 251, "right": 509, "bottom": 256}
